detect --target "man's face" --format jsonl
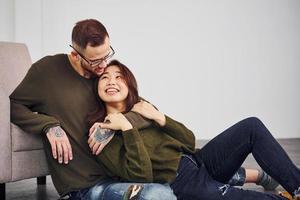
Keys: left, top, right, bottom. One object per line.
{"left": 79, "top": 36, "right": 113, "bottom": 77}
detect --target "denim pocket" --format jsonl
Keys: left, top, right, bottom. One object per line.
{"left": 170, "top": 156, "right": 197, "bottom": 191}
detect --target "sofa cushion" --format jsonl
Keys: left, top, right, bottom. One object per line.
{"left": 12, "top": 150, "right": 49, "bottom": 181}
{"left": 0, "top": 42, "right": 31, "bottom": 96}
{"left": 11, "top": 123, "right": 44, "bottom": 152}
{"left": 0, "top": 88, "right": 12, "bottom": 182}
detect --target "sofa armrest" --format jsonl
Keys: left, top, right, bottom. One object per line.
{"left": 0, "top": 87, "right": 12, "bottom": 183}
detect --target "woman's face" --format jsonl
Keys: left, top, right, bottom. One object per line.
{"left": 98, "top": 65, "right": 129, "bottom": 104}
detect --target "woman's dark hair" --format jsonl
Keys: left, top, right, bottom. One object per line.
{"left": 88, "top": 60, "right": 139, "bottom": 126}
{"left": 72, "top": 19, "right": 109, "bottom": 49}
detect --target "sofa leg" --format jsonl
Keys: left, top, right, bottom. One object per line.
{"left": 0, "top": 183, "right": 5, "bottom": 200}
{"left": 37, "top": 176, "right": 46, "bottom": 185}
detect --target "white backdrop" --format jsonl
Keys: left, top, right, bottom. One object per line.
{"left": 1, "top": 0, "right": 300, "bottom": 139}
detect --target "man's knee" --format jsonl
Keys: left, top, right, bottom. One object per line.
{"left": 85, "top": 182, "right": 107, "bottom": 199}
{"left": 140, "top": 184, "right": 176, "bottom": 200}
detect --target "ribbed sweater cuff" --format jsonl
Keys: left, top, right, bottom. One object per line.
{"left": 122, "top": 128, "right": 142, "bottom": 145}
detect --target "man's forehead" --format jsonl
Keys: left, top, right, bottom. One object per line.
{"left": 85, "top": 38, "right": 111, "bottom": 59}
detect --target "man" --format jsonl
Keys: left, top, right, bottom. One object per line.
{"left": 10, "top": 19, "right": 176, "bottom": 200}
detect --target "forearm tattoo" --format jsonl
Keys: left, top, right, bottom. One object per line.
{"left": 50, "top": 126, "right": 65, "bottom": 137}
{"left": 94, "top": 127, "right": 114, "bottom": 142}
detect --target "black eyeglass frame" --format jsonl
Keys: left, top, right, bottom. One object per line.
{"left": 69, "top": 45, "right": 115, "bottom": 67}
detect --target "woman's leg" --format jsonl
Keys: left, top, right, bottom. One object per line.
{"left": 171, "top": 155, "right": 286, "bottom": 200}
{"left": 228, "top": 167, "right": 279, "bottom": 190}
{"left": 194, "top": 117, "right": 300, "bottom": 196}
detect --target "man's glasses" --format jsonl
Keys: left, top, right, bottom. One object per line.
{"left": 69, "top": 45, "right": 115, "bottom": 68}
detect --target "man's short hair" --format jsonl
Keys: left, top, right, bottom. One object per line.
{"left": 72, "top": 19, "right": 109, "bottom": 49}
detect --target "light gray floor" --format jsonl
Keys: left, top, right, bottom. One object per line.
{"left": 5, "top": 138, "right": 300, "bottom": 200}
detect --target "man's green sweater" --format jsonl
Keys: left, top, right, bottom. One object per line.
{"left": 9, "top": 54, "right": 150, "bottom": 196}
{"left": 97, "top": 115, "right": 196, "bottom": 183}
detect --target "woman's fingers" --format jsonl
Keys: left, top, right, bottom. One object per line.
{"left": 99, "top": 122, "right": 111, "bottom": 129}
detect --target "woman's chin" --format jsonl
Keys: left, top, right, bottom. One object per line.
{"left": 104, "top": 97, "right": 125, "bottom": 104}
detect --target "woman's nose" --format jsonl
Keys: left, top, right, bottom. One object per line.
{"left": 107, "top": 78, "right": 116, "bottom": 85}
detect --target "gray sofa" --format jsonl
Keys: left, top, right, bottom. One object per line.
{"left": 0, "top": 42, "right": 49, "bottom": 200}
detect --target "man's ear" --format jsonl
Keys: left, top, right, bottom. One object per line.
{"left": 71, "top": 51, "right": 80, "bottom": 61}
{"left": 71, "top": 51, "right": 77, "bottom": 57}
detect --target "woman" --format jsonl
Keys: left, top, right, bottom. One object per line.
{"left": 88, "top": 60, "right": 300, "bottom": 200}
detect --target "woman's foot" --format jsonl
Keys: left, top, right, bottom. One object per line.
{"left": 256, "top": 169, "right": 279, "bottom": 191}
{"left": 228, "top": 168, "right": 279, "bottom": 190}
{"left": 279, "top": 191, "right": 300, "bottom": 200}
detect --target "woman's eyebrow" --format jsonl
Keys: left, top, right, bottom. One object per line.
{"left": 101, "top": 72, "right": 109, "bottom": 76}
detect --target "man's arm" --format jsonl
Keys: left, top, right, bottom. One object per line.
{"left": 10, "top": 64, "right": 72, "bottom": 164}
{"left": 9, "top": 64, "right": 59, "bottom": 132}
{"left": 10, "top": 101, "right": 60, "bottom": 134}
{"left": 87, "top": 98, "right": 153, "bottom": 156}
{"left": 131, "top": 101, "right": 195, "bottom": 153}
{"left": 123, "top": 97, "right": 154, "bottom": 130}
{"left": 124, "top": 111, "right": 152, "bottom": 130}
{"left": 89, "top": 113, "right": 153, "bottom": 182}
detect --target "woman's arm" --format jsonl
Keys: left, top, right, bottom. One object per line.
{"left": 160, "top": 115, "right": 195, "bottom": 152}
{"left": 89, "top": 113, "right": 153, "bottom": 182}
{"left": 99, "top": 128, "right": 153, "bottom": 182}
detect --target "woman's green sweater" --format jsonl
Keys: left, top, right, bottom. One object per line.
{"left": 96, "top": 115, "right": 196, "bottom": 183}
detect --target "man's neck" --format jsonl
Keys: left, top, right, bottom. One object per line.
{"left": 67, "top": 54, "right": 93, "bottom": 79}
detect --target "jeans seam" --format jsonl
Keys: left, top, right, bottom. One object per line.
{"left": 213, "top": 140, "right": 249, "bottom": 179}
{"left": 100, "top": 183, "right": 113, "bottom": 200}
{"left": 182, "top": 154, "right": 199, "bottom": 167}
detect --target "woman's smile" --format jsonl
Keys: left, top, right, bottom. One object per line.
{"left": 105, "top": 87, "right": 120, "bottom": 95}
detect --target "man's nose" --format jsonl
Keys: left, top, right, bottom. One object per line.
{"left": 96, "top": 60, "right": 107, "bottom": 69}
{"left": 101, "top": 60, "right": 108, "bottom": 68}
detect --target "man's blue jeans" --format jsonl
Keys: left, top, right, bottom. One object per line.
{"left": 67, "top": 179, "right": 176, "bottom": 200}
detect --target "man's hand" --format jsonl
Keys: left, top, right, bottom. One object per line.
{"left": 88, "top": 122, "right": 114, "bottom": 155}
{"left": 46, "top": 126, "right": 73, "bottom": 164}
{"left": 131, "top": 101, "right": 166, "bottom": 126}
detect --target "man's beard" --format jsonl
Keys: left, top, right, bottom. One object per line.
{"left": 81, "top": 61, "right": 98, "bottom": 78}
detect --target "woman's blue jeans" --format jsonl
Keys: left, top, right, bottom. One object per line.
{"left": 171, "top": 117, "right": 300, "bottom": 200}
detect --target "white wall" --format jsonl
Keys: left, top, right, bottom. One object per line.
{"left": 2, "top": 0, "right": 300, "bottom": 139}
{"left": 0, "top": 0, "right": 15, "bottom": 41}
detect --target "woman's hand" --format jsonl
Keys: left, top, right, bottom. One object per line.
{"left": 131, "top": 101, "right": 166, "bottom": 126}
{"left": 101, "top": 113, "right": 133, "bottom": 131}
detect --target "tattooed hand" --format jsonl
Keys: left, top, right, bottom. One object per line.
{"left": 88, "top": 122, "right": 114, "bottom": 155}
{"left": 46, "top": 126, "right": 73, "bottom": 164}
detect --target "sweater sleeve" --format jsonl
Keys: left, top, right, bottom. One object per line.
{"left": 161, "top": 115, "right": 196, "bottom": 152}
{"left": 123, "top": 96, "right": 153, "bottom": 130}
{"left": 124, "top": 111, "right": 152, "bottom": 130}
{"left": 98, "top": 128, "right": 153, "bottom": 182}
{"left": 9, "top": 64, "right": 60, "bottom": 134}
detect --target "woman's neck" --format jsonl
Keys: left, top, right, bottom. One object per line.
{"left": 106, "top": 102, "right": 126, "bottom": 114}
